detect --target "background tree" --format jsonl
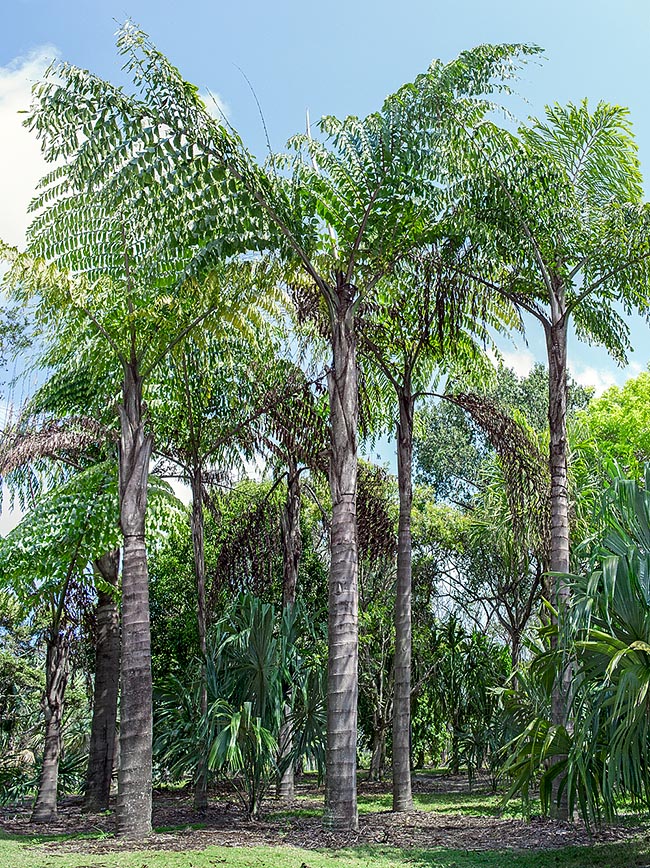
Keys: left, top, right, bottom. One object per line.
{"left": 3, "top": 231, "right": 269, "bottom": 836}
{"left": 0, "top": 464, "right": 120, "bottom": 822}
{"left": 358, "top": 248, "right": 503, "bottom": 811}
{"left": 576, "top": 370, "right": 650, "bottom": 481}
{"left": 415, "top": 362, "right": 591, "bottom": 506}
{"left": 83, "top": 548, "right": 120, "bottom": 813}
{"left": 35, "top": 27, "right": 538, "bottom": 829}
{"left": 452, "top": 103, "right": 650, "bottom": 805}
{"left": 150, "top": 325, "right": 286, "bottom": 810}
{"left": 0, "top": 408, "right": 122, "bottom": 814}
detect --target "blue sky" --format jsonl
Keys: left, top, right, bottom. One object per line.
{"left": 1, "top": 0, "right": 648, "bottom": 520}
{"left": 2, "top": 0, "right": 650, "bottom": 397}
{"left": 4, "top": 0, "right": 650, "bottom": 164}
{"left": 3, "top": 0, "right": 650, "bottom": 394}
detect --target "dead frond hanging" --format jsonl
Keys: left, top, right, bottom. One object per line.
{"left": 0, "top": 416, "right": 114, "bottom": 478}
{"left": 445, "top": 392, "right": 550, "bottom": 564}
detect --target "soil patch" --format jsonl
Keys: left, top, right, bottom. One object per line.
{"left": 1, "top": 774, "right": 646, "bottom": 855}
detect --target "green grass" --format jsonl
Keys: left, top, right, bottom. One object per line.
{"left": 272, "top": 789, "right": 536, "bottom": 820}
{"left": 357, "top": 791, "right": 527, "bottom": 817}
{"left": 1, "top": 834, "right": 650, "bottom": 868}
{"left": 153, "top": 821, "right": 207, "bottom": 833}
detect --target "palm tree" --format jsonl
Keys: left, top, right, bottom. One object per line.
{"left": 150, "top": 327, "right": 288, "bottom": 810}
{"left": 155, "top": 594, "right": 326, "bottom": 819}
{"left": 452, "top": 104, "right": 650, "bottom": 796}
{"left": 0, "top": 415, "right": 124, "bottom": 814}
{"left": 83, "top": 548, "right": 120, "bottom": 813}
{"left": 3, "top": 242, "right": 265, "bottom": 836}
{"left": 503, "top": 469, "right": 650, "bottom": 823}
{"left": 574, "top": 471, "right": 650, "bottom": 816}
{"left": 19, "top": 28, "right": 539, "bottom": 829}
{"left": 0, "top": 464, "right": 120, "bottom": 822}
{"left": 359, "top": 249, "right": 507, "bottom": 810}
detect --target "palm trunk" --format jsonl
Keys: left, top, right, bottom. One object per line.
{"left": 450, "top": 727, "right": 460, "bottom": 775}
{"left": 84, "top": 549, "right": 120, "bottom": 813}
{"left": 393, "top": 389, "right": 414, "bottom": 811}
{"left": 546, "top": 308, "right": 571, "bottom": 820}
{"left": 190, "top": 465, "right": 209, "bottom": 812}
{"left": 281, "top": 455, "right": 301, "bottom": 610}
{"left": 547, "top": 317, "right": 570, "bottom": 595}
{"left": 116, "top": 362, "right": 154, "bottom": 838}
{"left": 510, "top": 629, "right": 521, "bottom": 671}
{"left": 323, "top": 276, "right": 359, "bottom": 832}
{"left": 370, "top": 726, "right": 387, "bottom": 781}
{"left": 278, "top": 455, "right": 301, "bottom": 800}
{"left": 31, "top": 629, "right": 69, "bottom": 823}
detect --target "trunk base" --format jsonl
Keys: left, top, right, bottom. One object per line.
{"left": 31, "top": 806, "right": 57, "bottom": 824}
{"left": 392, "top": 796, "right": 413, "bottom": 813}
{"left": 193, "top": 778, "right": 208, "bottom": 813}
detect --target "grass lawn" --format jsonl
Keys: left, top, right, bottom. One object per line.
{"left": 357, "top": 791, "right": 528, "bottom": 817}
{"left": 3, "top": 777, "right": 648, "bottom": 868}
{"left": 269, "top": 789, "right": 537, "bottom": 820}
{"left": 2, "top": 831, "right": 650, "bottom": 868}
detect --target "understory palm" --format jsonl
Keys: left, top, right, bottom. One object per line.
{"left": 154, "top": 594, "right": 326, "bottom": 818}
{"left": 502, "top": 469, "right": 650, "bottom": 823}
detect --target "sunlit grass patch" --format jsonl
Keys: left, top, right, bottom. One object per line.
{"left": 1, "top": 838, "right": 650, "bottom": 868}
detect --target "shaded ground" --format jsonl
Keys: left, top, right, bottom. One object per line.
{"left": 1, "top": 773, "right": 647, "bottom": 857}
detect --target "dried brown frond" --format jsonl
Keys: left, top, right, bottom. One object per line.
{"left": 263, "top": 377, "right": 329, "bottom": 474}
{"left": 0, "top": 417, "right": 115, "bottom": 477}
{"left": 207, "top": 483, "right": 284, "bottom": 604}
{"left": 445, "top": 392, "right": 550, "bottom": 563}
{"left": 357, "top": 462, "right": 397, "bottom": 564}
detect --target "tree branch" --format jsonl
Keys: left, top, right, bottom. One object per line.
{"left": 563, "top": 249, "right": 650, "bottom": 320}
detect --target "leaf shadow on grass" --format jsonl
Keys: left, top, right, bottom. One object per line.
{"left": 333, "top": 841, "right": 650, "bottom": 868}
{"left": 354, "top": 792, "right": 526, "bottom": 818}
{"left": 0, "top": 828, "right": 112, "bottom": 844}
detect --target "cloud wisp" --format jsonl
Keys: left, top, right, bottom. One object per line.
{"left": 0, "top": 46, "right": 59, "bottom": 247}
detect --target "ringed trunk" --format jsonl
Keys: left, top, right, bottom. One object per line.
{"left": 116, "top": 363, "right": 154, "bottom": 838}
{"left": 547, "top": 318, "right": 570, "bottom": 594}
{"left": 31, "top": 630, "right": 70, "bottom": 823}
{"left": 281, "top": 455, "right": 301, "bottom": 610}
{"left": 84, "top": 549, "right": 120, "bottom": 813}
{"left": 546, "top": 313, "right": 571, "bottom": 819}
{"left": 393, "top": 390, "right": 414, "bottom": 812}
{"left": 190, "top": 465, "right": 209, "bottom": 812}
{"left": 278, "top": 455, "right": 301, "bottom": 801}
{"left": 370, "top": 725, "right": 387, "bottom": 782}
{"left": 323, "top": 277, "right": 359, "bottom": 832}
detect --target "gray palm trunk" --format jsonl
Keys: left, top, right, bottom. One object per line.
{"left": 366, "top": 653, "right": 391, "bottom": 782}
{"left": 370, "top": 726, "right": 388, "bottom": 782}
{"left": 281, "top": 455, "right": 301, "bottom": 610}
{"left": 323, "top": 278, "right": 359, "bottom": 832}
{"left": 83, "top": 549, "right": 120, "bottom": 813}
{"left": 546, "top": 318, "right": 570, "bottom": 586}
{"left": 545, "top": 288, "right": 571, "bottom": 820}
{"left": 190, "top": 465, "right": 209, "bottom": 812}
{"left": 116, "top": 362, "right": 154, "bottom": 838}
{"left": 31, "top": 629, "right": 70, "bottom": 823}
{"left": 393, "top": 389, "right": 414, "bottom": 811}
{"left": 278, "top": 455, "right": 301, "bottom": 801}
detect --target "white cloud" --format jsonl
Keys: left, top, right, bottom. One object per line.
{"left": 569, "top": 364, "right": 618, "bottom": 396}
{"left": 0, "top": 484, "right": 23, "bottom": 537}
{"left": 0, "top": 46, "right": 58, "bottom": 248}
{"left": 198, "top": 89, "right": 230, "bottom": 121}
{"left": 488, "top": 346, "right": 536, "bottom": 378}
{"left": 0, "top": 48, "right": 58, "bottom": 536}
{"left": 500, "top": 348, "right": 535, "bottom": 378}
